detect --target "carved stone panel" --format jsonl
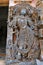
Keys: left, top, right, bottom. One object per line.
{"left": 6, "top": 3, "right": 41, "bottom": 65}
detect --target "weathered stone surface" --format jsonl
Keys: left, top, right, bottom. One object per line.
{"left": 6, "top": 60, "right": 37, "bottom": 65}
{"left": 19, "top": 61, "right": 37, "bottom": 65}
{"left": 39, "top": 29, "right": 43, "bottom": 38}
{"left": 21, "top": 9, "right": 27, "bottom": 15}
{"left": 6, "top": 3, "right": 41, "bottom": 65}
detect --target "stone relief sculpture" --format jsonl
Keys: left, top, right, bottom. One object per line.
{"left": 6, "top": 3, "right": 41, "bottom": 65}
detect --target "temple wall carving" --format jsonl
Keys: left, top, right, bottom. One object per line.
{"left": 6, "top": 0, "right": 43, "bottom": 65}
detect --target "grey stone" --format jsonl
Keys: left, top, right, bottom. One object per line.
{"left": 19, "top": 61, "right": 37, "bottom": 65}
{"left": 36, "top": 59, "right": 43, "bottom": 65}
{"left": 21, "top": 9, "right": 26, "bottom": 15}
{"left": 6, "top": 3, "right": 41, "bottom": 65}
